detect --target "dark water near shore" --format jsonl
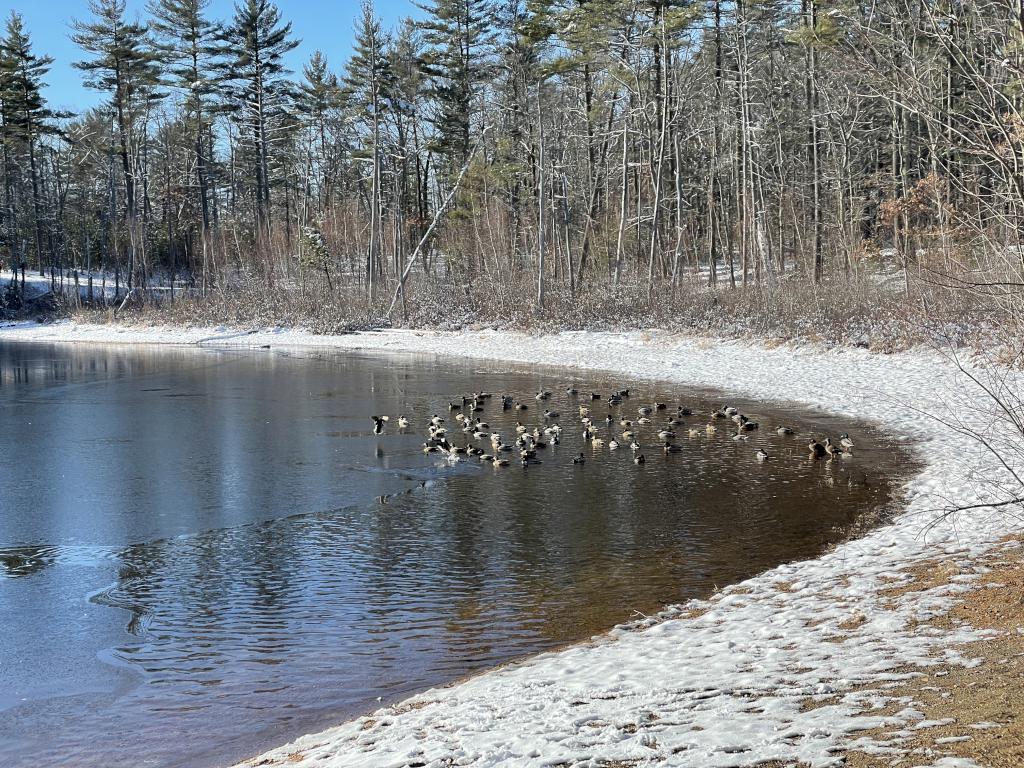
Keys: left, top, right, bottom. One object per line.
{"left": 0, "top": 341, "right": 907, "bottom": 767}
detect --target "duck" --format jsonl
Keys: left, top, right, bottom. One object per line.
{"left": 622, "top": 430, "right": 636, "bottom": 440}
{"left": 712, "top": 409, "right": 729, "bottom": 420}
{"left": 657, "top": 429, "right": 676, "bottom": 441}
{"left": 397, "top": 415, "right": 410, "bottom": 428}
{"left": 630, "top": 440, "right": 642, "bottom": 451}
{"left": 583, "top": 426, "right": 595, "bottom": 441}
{"left": 475, "top": 419, "right": 489, "bottom": 430}
{"left": 493, "top": 457, "right": 510, "bottom": 467}
{"left": 479, "top": 453, "right": 494, "bottom": 462}
{"left": 654, "top": 402, "right": 667, "bottom": 410}
{"left": 663, "top": 442, "right": 682, "bottom": 454}
{"left": 755, "top": 448, "right": 769, "bottom": 461}
{"left": 579, "top": 406, "right": 591, "bottom": 417}
{"left": 605, "top": 414, "right": 614, "bottom": 424}
{"left": 705, "top": 423, "right": 717, "bottom": 434}
{"left": 448, "top": 402, "right": 462, "bottom": 411}
{"left": 429, "top": 415, "right": 445, "bottom": 427}
{"left": 566, "top": 387, "right": 579, "bottom": 396}
{"left": 371, "top": 415, "right": 389, "bottom": 434}
{"left": 776, "top": 426, "right": 794, "bottom": 436}
{"left": 608, "top": 439, "right": 620, "bottom": 450}
{"left": 637, "top": 417, "right": 652, "bottom": 425}
{"left": 824, "top": 438, "right": 842, "bottom": 458}
{"left": 732, "top": 433, "right": 748, "bottom": 441}
{"left": 634, "top": 454, "right": 646, "bottom": 465}
{"left": 515, "top": 422, "right": 528, "bottom": 434}
{"left": 677, "top": 407, "right": 693, "bottom": 416}
{"left": 666, "top": 417, "right": 682, "bottom": 426}
{"left": 535, "top": 390, "right": 552, "bottom": 400}
{"left": 808, "top": 439, "right": 827, "bottom": 459}
{"left": 688, "top": 427, "right": 701, "bottom": 437}
{"left": 573, "top": 453, "right": 586, "bottom": 464}
{"left": 474, "top": 391, "right": 492, "bottom": 400}
{"left": 619, "top": 389, "right": 630, "bottom": 398}
{"left": 839, "top": 433, "right": 855, "bottom": 451}
{"left": 590, "top": 392, "right": 602, "bottom": 400}
{"left": 724, "top": 405, "right": 739, "bottom": 417}
{"left": 638, "top": 406, "right": 653, "bottom": 417}
{"left": 592, "top": 438, "right": 606, "bottom": 448}
{"left": 514, "top": 401, "right": 528, "bottom": 411}
{"left": 501, "top": 395, "right": 514, "bottom": 409}
{"left": 620, "top": 419, "right": 634, "bottom": 427}
{"left": 608, "top": 394, "right": 623, "bottom": 406}
{"left": 544, "top": 409, "right": 561, "bottom": 419}
{"left": 455, "top": 412, "right": 467, "bottom": 423}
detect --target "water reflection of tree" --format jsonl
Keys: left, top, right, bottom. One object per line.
{"left": 0, "top": 545, "right": 56, "bottom": 577}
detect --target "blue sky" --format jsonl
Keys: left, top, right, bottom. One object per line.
{"left": 6, "top": 0, "right": 423, "bottom": 113}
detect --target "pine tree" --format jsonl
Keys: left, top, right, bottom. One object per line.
{"left": 0, "top": 12, "right": 63, "bottom": 277}
{"left": 297, "top": 50, "right": 341, "bottom": 207}
{"left": 417, "top": 0, "right": 496, "bottom": 166}
{"left": 148, "top": 0, "right": 220, "bottom": 237}
{"left": 220, "top": 0, "right": 299, "bottom": 244}
{"left": 344, "top": 0, "right": 393, "bottom": 298}
{"left": 72, "top": 0, "right": 164, "bottom": 290}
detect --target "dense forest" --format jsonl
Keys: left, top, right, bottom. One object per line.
{"left": 1, "top": 0, "right": 1023, "bottom": 333}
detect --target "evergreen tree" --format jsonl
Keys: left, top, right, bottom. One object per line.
{"left": 220, "top": 0, "right": 299, "bottom": 242}
{"left": 344, "top": 1, "right": 393, "bottom": 298}
{"left": 0, "top": 13, "right": 64, "bottom": 276}
{"left": 148, "top": 0, "right": 221, "bottom": 236}
{"left": 72, "top": 0, "right": 163, "bottom": 289}
{"left": 417, "top": 0, "right": 496, "bottom": 166}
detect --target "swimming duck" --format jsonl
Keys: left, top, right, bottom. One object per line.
{"left": 573, "top": 453, "right": 586, "bottom": 464}
{"left": 475, "top": 419, "right": 489, "bottom": 430}
{"left": 371, "top": 415, "right": 389, "bottom": 434}
{"left": 535, "top": 390, "right": 552, "bottom": 400}
{"left": 619, "top": 389, "right": 630, "bottom": 398}
{"left": 514, "top": 401, "right": 528, "bottom": 411}
{"left": 479, "top": 453, "right": 494, "bottom": 462}
{"left": 502, "top": 395, "right": 514, "bottom": 409}
{"left": 493, "top": 457, "right": 510, "bottom": 467}
{"left": 620, "top": 419, "right": 634, "bottom": 427}
{"left": 654, "top": 402, "right": 667, "bottom": 410}
{"left": 608, "top": 439, "right": 620, "bottom": 450}
{"left": 622, "top": 430, "right": 636, "bottom": 440}
{"left": 677, "top": 407, "right": 693, "bottom": 416}
{"left": 657, "top": 429, "right": 676, "bottom": 441}
{"left": 630, "top": 440, "right": 642, "bottom": 451}
{"left": 605, "top": 414, "right": 614, "bottom": 424}
{"left": 776, "top": 426, "right": 794, "bottom": 436}
{"left": 430, "top": 415, "right": 445, "bottom": 427}
{"left": 824, "top": 438, "right": 842, "bottom": 458}
{"left": 566, "top": 387, "right": 578, "bottom": 396}
{"left": 688, "top": 427, "right": 701, "bottom": 437}
{"left": 608, "top": 394, "right": 623, "bottom": 406}
{"left": 592, "top": 438, "right": 606, "bottom": 448}
{"left": 449, "top": 402, "right": 462, "bottom": 411}
{"left": 705, "top": 423, "right": 717, "bottom": 434}
{"left": 638, "top": 406, "right": 653, "bottom": 417}
{"left": 724, "top": 406, "right": 739, "bottom": 417}
{"left": 637, "top": 417, "right": 652, "bottom": 425}
{"left": 755, "top": 448, "right": 769, "bottom": 461}
{"left": 808, "top": 439, "right": 827, "bottom": 459}
{"left": 515, "top": 422, "right": 528, "bottom": 433}
{"left": 634, "top": 454, "right": 646, "bottom": 465}
{"left": 666, "top": 418, "right": 682, "bottom": 426}
{"left": 590, "top": 393, "right": 602, "bottom": 400}
{"left": 663, "top": 442, "right": 682, "bottom": 454}
{"left": 544, "top": 409, "right": 561, "bottom": 419}
{"left": 739, "top": 420, "right": 759, "bottom": 432}
{"left": 455, "top": 412, "right": 467, "bottom": 423}
{"left": 839, "top": 433, "right": 855, "bottom": 451}
{"left": 579, "top": 406, "right": 591, "bottom": 417}
{"left": 397, "top": 415, "right": 410, "bottom": 428}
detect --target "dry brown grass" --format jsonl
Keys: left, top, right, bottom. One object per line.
{"left": 837, "top": 538, "right": 1024, "bottom": 768}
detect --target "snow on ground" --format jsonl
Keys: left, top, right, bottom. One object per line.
{"left": 0, "top": 321, "right": 1017, "bottom": 767}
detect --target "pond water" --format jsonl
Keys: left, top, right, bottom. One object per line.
{"left": 0, "top": 341, "right": 908, "bottom": 768}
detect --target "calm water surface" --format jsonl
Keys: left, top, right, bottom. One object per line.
{"left": 0, "top": 341, "right": 907, "bottom": 767}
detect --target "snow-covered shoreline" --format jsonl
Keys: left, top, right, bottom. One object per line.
{"left": 1, "top": 320, "right": 1014, "bottom": 767}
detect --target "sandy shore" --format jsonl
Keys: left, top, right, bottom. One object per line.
{"left": 2, "top": 319, "right": 1019, "bottom": 767}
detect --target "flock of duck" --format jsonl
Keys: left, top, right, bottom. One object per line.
{"left": 369, "top": 386, "right": 856, "bottom": 470}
